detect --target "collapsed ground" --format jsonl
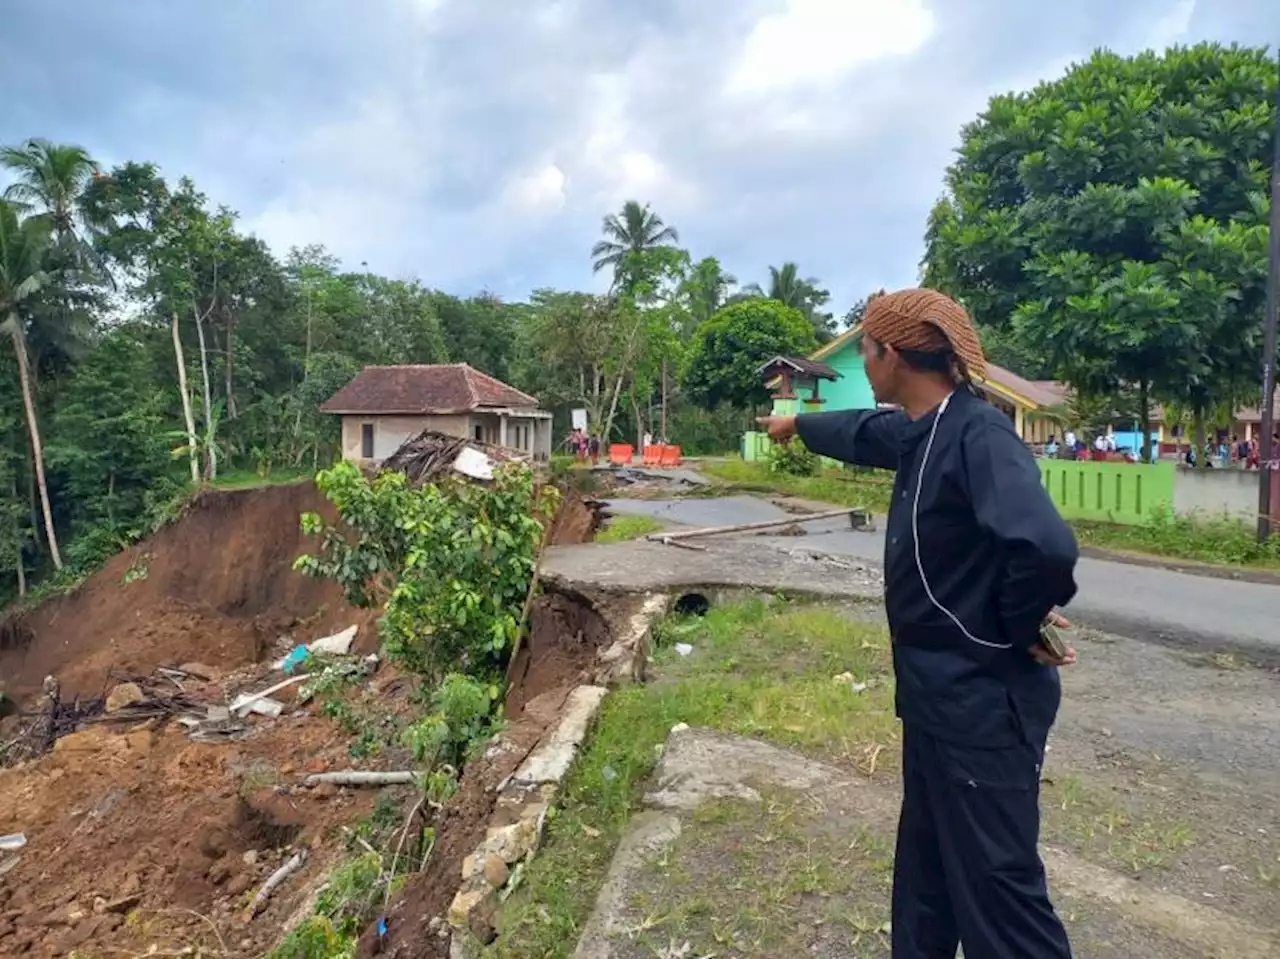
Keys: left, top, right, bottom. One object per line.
{"left": 0, "top": 479, "right": 605, "bottom": 958}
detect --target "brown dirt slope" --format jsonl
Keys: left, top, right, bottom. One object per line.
{"left": 0, "top": 481, "right": 378, "bottom": 704}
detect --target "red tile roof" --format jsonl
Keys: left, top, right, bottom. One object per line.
{"left": 320, "top": 364, "right": 540, "bottom": 415}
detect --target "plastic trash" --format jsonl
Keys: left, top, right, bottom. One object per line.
{"left": 674, "top": 643, "right": 694, "bottom": 657}
{"left": 0, "top": 834, "right": 26, "bottom": 851}
{"left": 277, "top": 645, "right": 309, "bottom": 673}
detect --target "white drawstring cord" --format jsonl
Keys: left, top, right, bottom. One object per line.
{"left": 912, "top": 393, "right": 1012, "bottom": 650}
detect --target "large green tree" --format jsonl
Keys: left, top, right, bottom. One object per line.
{"left": 683, "top": 299, "right": 818, "bottom": 410}
{"left": 921, "top": 43, "right": 1276, "bottom": 457}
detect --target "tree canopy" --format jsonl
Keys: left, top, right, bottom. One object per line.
{"left": 682, "top": 299, "right": 818, "bottom": 410}
{"left": 921, "top": 43, "right": 1277, "bottom": 451}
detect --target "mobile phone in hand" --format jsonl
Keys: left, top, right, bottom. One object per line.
{"left": 1039, "top": 620, "right": 1068, "bottom": 658}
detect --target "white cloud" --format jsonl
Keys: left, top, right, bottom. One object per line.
{"left": 501, "top": 163, "right": 568, "bottom": 215}
{"left": 726, "top": 0, "right": 937, "bottom": 96}
{"left": 1145, "top": 0, "right": 1196, "bottom": 50}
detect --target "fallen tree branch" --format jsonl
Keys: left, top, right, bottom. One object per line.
{"left": 646, "top": 508, "right": 853, "bottom": 543}
{"left": 244, "top": 849, "right": 307, "bottom": 920}
{"left": 304, "top": 770, "right": 416, "bottom": 787}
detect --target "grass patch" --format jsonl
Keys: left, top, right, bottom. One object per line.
{"left": 1042, "top": 774, "right": 1197, "bottom": 875}
{"left": 702, "top": 459, "right": 894, "bottom": 514}
{"left": 210, "top": 465, "right": 315, "bottom": 490}
{"left": 624, "top": 792, "right": 894, "bottom": 957}
{"left": 488, "top": 598, "right": 896, "bottom": 958}
{"left": 596, "top": 514, "right": 665, "bottom": 543}
{"left": 1072, "top": 508, "right": 1280, "bottom": 570}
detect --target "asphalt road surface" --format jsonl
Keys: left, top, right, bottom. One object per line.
{"left": 607, "top": 496, "right": 1280, "bottom": 661}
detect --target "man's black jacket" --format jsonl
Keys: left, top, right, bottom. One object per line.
{"left": 797, "top": 388, "right": 1079, "bottom": 747}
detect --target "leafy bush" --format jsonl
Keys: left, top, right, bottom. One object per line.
{"left": 401, "top": 672, "right": 497, "bottom": 770}
{"left": 766, "top": 438, "right": 818, "bottom": 477}
{"left": 296, "top": 460, "right": 557, "bottom": 680}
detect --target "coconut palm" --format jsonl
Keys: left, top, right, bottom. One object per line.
{"left": 742, "top": 262, "right": 835, "bottom": 340}
{"left": 590, "top": 201, "right": 680, "bottom": 287}
{"left": 0, "top": 200, "right": 62, "bottom": 570}
{"left": 0, "top": 138, "right": 101, "bottom": 244}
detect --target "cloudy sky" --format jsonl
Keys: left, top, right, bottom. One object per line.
{"left": 1, "top": 1, "right": 1273, "bottom": 312}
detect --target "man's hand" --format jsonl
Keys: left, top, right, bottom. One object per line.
{"left": 755, "top": 415, "right": 798, "bottom": 443}
{"left": 1030, "top": 611, "right": 1076, "bottom": 667}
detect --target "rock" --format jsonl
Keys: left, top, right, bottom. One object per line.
{"left": 483, "top": 819, "right": 538, "bottom": 865}
{"left": 105, "top": 683, "right": 146, "bottom": 713}
{"left": 312, "top": 783, "right": 338, "bottom": 800}
{"left": 226, "top": 873, "right": 254, "bottom": 897}
{"left": 178, "top": 662, "right": 218, "bottom": 680}
{"left": 446, "top": 887, "right": 493, "bottom": 931}
{"left": 52, "top": 730, "right": 102, "bottom": 754}
{"left": 303, "top": 757, "right": 327, "bottom": 775}
{"left": 207, "top": 857, "right": 234, "bottom": 886}
{"left": 481, "top": 855, "right": 509, "bottom": 889}
{"left": 242, "top": 850, "right": 259, "bottom": 867}
{"left": 118, "top": 873, "right": 141, "bottom": 898}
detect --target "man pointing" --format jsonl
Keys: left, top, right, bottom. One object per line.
{"left": 758, "top": 288, "right": 1077, "bottom": 959}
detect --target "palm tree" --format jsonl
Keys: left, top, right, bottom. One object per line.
{"left": 590, "top": 200, "right": 680, "bottom": 288}
{"left": 0, "top": 200, "right": 63, "bottom": 570}
{"left": 0, "top": 138, "right": 101, "bottom": 244}
{"left": 680, "top": 256, "right": 738, "bottom": 329}
{"left": 743, "top": 262, "right": 835, "bottom": 340}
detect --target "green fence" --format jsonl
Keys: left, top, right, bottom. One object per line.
{"left": 742, "top": 431, "right": 770, "bottom": 462}
{"left": 1037, "top": 459, "right": 1174, "bottom": 525}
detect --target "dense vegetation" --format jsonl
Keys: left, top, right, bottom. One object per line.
{"left": 0, "top": 151, "right": 847, "bottom": 602}
{"left": 922, "top": 43, "right": 1277, "bottom": 457}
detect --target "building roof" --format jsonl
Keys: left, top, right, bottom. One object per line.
{"left": 320, "top": 364, "right": 541, "bottom": 416}
{"left": 758, "top": 355, "right": 839, "bottom": 380}
{"left": 979, "top": 363, "right": 1068, "bottom": 410}
{"left": 1234, "top": 391, "right": 1280, "bottom": 424}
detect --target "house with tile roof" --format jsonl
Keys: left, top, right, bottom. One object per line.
{"left": 321, "top": 363, "right": 553, "bottom": 463}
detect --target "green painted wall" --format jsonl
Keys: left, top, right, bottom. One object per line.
{"left": 822, "top": 342, "right": 876, "bottom": 411}
{"left": 1037, "top": 460, "right": 1174, "bottom": 525}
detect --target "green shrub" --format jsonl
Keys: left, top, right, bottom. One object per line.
{"left": 766, "top": 438, "right": 818, "bottom": 477}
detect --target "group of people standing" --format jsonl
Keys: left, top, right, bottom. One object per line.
{"left": 567, "top": 428, "right": 601, "bottom": 464}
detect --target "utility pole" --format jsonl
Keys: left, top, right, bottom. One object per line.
{"left": 1257, "top": 50, "right": 1280, "bottom": 542}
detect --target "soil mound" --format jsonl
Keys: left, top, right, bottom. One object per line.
{"left": 0, "top": 481, "right": 377, "bottom": 704}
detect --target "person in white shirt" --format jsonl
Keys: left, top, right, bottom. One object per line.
{"left": 1064, "top": 430, "right": 1076, "bottom": 450}
{"left": 642, "top": 431, "right": 653, "bottom": 450}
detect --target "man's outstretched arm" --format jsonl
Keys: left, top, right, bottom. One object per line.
{"left": 758, "top": 409, "right": 907, "bottom": 471}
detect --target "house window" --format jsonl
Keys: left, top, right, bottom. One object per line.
{"left": 360, "top": 423, "right": 375, "bottom": 459}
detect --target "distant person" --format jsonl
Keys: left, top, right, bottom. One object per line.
{"left": 1045, "top": 435, "right": 1058, "bottom": 458}
{"left": 1063, "top": 429, "right": 1076, "bottom": 451}
{"left": 757, "top": 289, "right": 1077, "bottom": 959}
{"left": 588, "top": 434, "right": 601, "bottom": 466}
{"left": 643, "top": 430, "right": 653, "bottom": 450}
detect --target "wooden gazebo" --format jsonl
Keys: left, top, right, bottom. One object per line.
{"left": 758, "top": 355, "right": 839, "bottom": 405}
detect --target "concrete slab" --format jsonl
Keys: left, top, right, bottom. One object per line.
{"left": 542, "top": 538, "right": 884, "bottom": 599}
{"left": 573, "top": 727, "right": 1280, "bottom": 959}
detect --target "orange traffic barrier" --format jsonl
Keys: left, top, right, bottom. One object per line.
{"left": 659, "top": 445, "right": 682, "bottom": 467}
{"left": 642, "top": 445, "right": 661, "bottom": 465}
{"left": 609, "top": 444, "right": 634, "bottom": 465}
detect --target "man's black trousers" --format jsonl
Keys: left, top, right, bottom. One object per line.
{"left": 891, "top": 724, "right": 1073, "bottom": 958}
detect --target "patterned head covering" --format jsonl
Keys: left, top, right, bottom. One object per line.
{"left": 861, "top": 288, "right": 987, "bottom": 382}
